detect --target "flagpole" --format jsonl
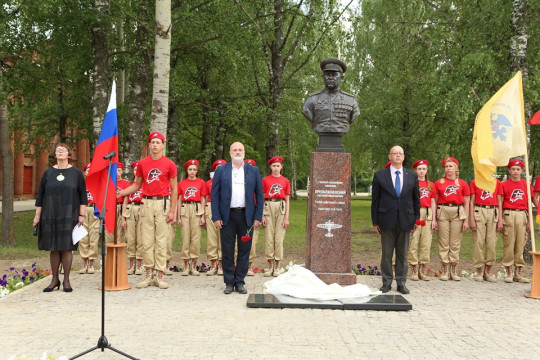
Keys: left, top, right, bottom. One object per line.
{"left": 523, "top": 147, "right": 536, "bottom": 252}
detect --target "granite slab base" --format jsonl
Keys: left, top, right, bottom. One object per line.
{"left": 305, "top": 152, "right": 354, "bottom": 285}
{"left": 247, "top": 293, "right": 412, "bottom": 311}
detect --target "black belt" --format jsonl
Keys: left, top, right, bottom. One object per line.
{"left": 476, "top": 204, "right": 497, "bottom": 209}
{"left": 265, "top": 199, "right": 283, "bottom": 202}
{"left": 143, "top": 196, "right": 169, "bottom": 200}
{"left": 183, "top": 201, "right": 200, "bottom": 204}
{"left": 130, "top": 202, "right": 143, "bottom": 206}
{"left": 440, "top": 203, "right": 460, "bottom": 207}
{"left": 231, "top": 207, "right": 245, "bottom": 212}
{"left": 87, "top": 203, "right": 95, "bottom": 208}
{"left": 505, "top": 208, "right": 526, "bottom": 212}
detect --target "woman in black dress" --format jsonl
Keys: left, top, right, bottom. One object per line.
{"left": 33, "top": 143, "right": 87, "bottom": 292}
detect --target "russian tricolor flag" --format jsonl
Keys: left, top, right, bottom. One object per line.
{"left": 86, "top": 81, "right": 119, "bottom": 234}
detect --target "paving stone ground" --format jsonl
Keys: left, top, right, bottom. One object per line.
{"left": 2, "top": 271, "right": 540, "bottom": 360}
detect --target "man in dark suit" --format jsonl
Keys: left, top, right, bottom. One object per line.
{"left": 371, "top": 146, "right": 420, "bottom": 294}
{"left": 211, "top": 142, "right": 264, "bottom": 294}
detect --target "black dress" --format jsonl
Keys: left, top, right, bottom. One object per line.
{"left": 35, "top": 166, "right": 87, "bottom": 251}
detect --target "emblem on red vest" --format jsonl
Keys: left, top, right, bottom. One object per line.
{"left": 444, "top": 185, "right": 458, "bottom": 197}
{"left": 419, "top": 187, "right": 430, "bottom": 199}
{"left": 480, "top": 190, "right": 493, "bottom": 201}
{"left": 269, "top": 183, "right": 283, "bottom": 197}
{"left": 147, "top": 169, "right": 162, "bottom": 184}
{"left": 184, "top": 187, "right": 198, "bottom": 200}
{"left": 510, "top": 189, "right": 525, "bottom": 203}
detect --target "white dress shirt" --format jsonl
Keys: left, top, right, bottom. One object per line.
{"left": 390, "top": 165, "right": 403, "bottom": 193}
{"left": 230, "top": 163, "right": 246, "bottom": 208}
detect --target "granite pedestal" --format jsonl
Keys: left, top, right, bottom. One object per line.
{"left": 247, "top": 293, "right": 412, "bottom": 311}
{"left": 305, "top": 152, "right": 356, "bottom": 285}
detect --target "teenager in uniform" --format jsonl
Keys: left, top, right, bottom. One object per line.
{"left": 408, "top": 160, "right": 435, "bottom": 281}
{"left": 432, "top": 157, "right": 470, "bottom": 281}
{"left": 165, "top": 186, "right": 175, "bottom": 276}
{"left": 106, "top": 163, "right": 130, "bottom": 243}
{"left": 497, "top": 159, "right": 537, "bottom": 283}
{"left": 118, "top": 132, "right": 178, "bottom": 289}
{"left": 261, "top": 156, "right": 290, "bottom": 277}
{"left": 244, "top": 159, "right": 260, "bottom": 275}
{"left": 177, "top": 159, "right": 207, "bottom": 275}
{"left": 79, "top": 163, "right": 99, "bottom": 274}
{"left": 206, "top": 159, "right": 226, "bottom": 275}
{"left": 121, "top": 161, "right": 144, "bottom": 275}
{"left": 469, "top": 177, "right": 502, "bottom": 282}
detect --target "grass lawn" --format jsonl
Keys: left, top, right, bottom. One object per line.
{"left": 2, "top": 199, "right": 540, "bottom": 266}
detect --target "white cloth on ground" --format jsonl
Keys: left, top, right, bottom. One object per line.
{"left": 263, "top": 265, "right": 381, "bottom": 301}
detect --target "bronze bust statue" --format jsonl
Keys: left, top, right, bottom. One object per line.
{"left": 302, "top": 58, "right": 359, "bottom": 152}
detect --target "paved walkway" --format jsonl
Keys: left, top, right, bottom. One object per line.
{"left": 2, "top": 271, "right": 540, "bottom": 359}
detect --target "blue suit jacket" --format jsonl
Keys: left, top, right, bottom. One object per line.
{"left": 371, "top": 167, "right": 420, "bottom": 231}
{"left": 211, "top": 162, "right": 264, "bottom": 226}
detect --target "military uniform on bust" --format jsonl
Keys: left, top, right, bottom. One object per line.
{"left": 302, "top": 57, "right": 359, "bottom": 152}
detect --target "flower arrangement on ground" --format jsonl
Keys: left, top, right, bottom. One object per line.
{"left": 0, "top": 263, "right": 51, "bottom": 298}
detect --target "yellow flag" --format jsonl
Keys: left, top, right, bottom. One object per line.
{"left": 471, "top": 71, "right": 526, "bottom": 193}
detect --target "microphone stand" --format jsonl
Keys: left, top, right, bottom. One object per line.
{"left": 70, "top": 157, "right": 139, "bottom": 360}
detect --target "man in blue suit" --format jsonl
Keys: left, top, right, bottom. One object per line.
{"left": 371, "top": 146, "right": 420, "bottom": 294}
{"left": 211, "top": 142, "right": 264, "bottom": 294}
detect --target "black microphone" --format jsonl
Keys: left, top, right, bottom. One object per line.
{"left": 103, "top": 151, "right": 116, "bottom": 160}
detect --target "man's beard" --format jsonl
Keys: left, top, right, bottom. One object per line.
{"left": 232, "top": 155, "right": 244, "bottom": 164}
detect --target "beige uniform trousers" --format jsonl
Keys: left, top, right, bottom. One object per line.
{"left": 79, "top": 206, "right": 100, "bottom": 260}
{"left": 139, "top": 198, "right": 170, "bottom": 272}
{"left": 205, "top": 203, "right": 222, "bottom": 260}
{"left": 105, "top": 204, "right": 126, "bottom": 243}
{"left": 437, "top": 205, "right": 465, "bottom": 264}
{"left": 263, "top": 200, "right": 286, "bottom": 261}
{"left": 167, "top": 222, "right": 175, "bottom": 262}
{"left": 501, "top": 209, "right": 527, "bottom": 267}
{"left": 124, "top": 204, "right": 143, "bottom": 259}
{"left": 234, "top": 227, "right": 259, "bottom": 261}
{"left": 472, "top": 206, "right": 498, "bottom": 268}
{"left": 180, "top": 202, "right": 202, "bottom": 260}
{"left": 408, "top": 207, "right": 432, "bottom": 265}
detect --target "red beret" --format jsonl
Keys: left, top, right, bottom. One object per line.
{"left": 442, "top": 157, "right": 459, "bottom": 168}
{"left": 148, "top": 131, "right": 165, "bottom": 143}
{"left": 212, "top": 159, "right": 226, "bottom": 171}
{"left": 268, "top": 156, "right": 283, "bottom": 165}
{"left": 385, "top": 161, "right": 391, "bottom": 168}
{"left": 117, "top": 162, "right": 125, "bottom": 169}
{"left": 507, "top": 159, "right": 524, "bottom": 169}
{"left": 244, "top": 159, "right": 257, "bottom": 166}
{"left": 412, "top": 159, "right": 429, "bottom": 169}
{"left": 83, "top": 163, "right": 91, "bottom": 172}
{"left": 130, "top": 161, "right": 139, "bottom": 169}
{"left": 183, "top": 159, "right": 199, "bottom": 169}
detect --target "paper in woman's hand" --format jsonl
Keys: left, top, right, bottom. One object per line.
{"left": 72, "top": 224, "right": 88, "bottom": 245}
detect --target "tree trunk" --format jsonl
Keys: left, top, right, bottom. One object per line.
{"left": 57, "top": 75, "right": 67, "bottom": 143}
{"left": 0, "top": 90, "right": 16, "bottom": 247}
{"left": 91, "top": 0, "right": 110, "bottom": 142}
{"left": 167, "top": 99, "right": 181, "bottom": 175}
{"left": 265, "top": 0, "right": 285, "bottom": 160}
{"left": 125, "top": 2, "right": 151, "bottom": 178}
{"left": 510, "top": 0, "right": 533, "bottom": 263}
{"left": 150, "top": 0, "right": 171, "bottom": 138}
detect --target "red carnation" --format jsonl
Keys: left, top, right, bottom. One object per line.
{"left": 241, "top": 235, "right": 251, "bottom": 242}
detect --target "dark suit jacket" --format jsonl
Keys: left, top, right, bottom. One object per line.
{"left": 371, "top": 167, "right": 420, "bottom": 231}
{"left": 211, "top": 162, "right": 264, "bottom": 226}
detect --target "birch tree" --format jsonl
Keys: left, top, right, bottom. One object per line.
{"left": 92, "top": 0, "right": 110, "bottom": 141}
{"left": 150, "top": 0, "right": 171, "bottom": 138}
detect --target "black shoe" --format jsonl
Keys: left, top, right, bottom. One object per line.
{"left": 235, "top": 284, "right": 247, "bottom": 294}
{"left": 379, "top": 285, "right": 391, "bottom": 293}
{"left": 224, "top": 284, "right": 234, "bottom": 294}
{"left": 397, "top": 285, "right": 410, "bottom": 294}
{"left": 63, "top": 282, "right": 73, "bottom": 293}
{"left": 43, "top": 281, "right": 61, "bottom": 292}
